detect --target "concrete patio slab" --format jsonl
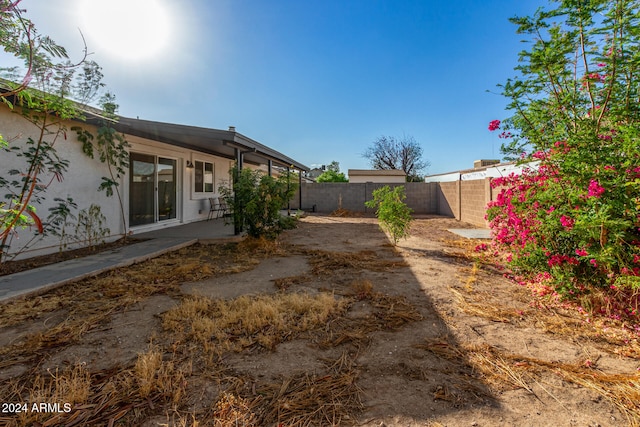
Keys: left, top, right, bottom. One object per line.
{"left": 447, "top": 228, "right": 492, "bottom": 239}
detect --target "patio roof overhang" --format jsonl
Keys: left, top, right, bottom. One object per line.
{"left": 85, "top": 114, "right": 309, "bottom": 172}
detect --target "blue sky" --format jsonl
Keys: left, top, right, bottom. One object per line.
{"left": 10, "top": 0, "right": 542, "bottom": 175}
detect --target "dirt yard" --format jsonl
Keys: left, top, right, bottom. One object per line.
{"left": 1, "top": 215, "right": 639, "bottom": 426}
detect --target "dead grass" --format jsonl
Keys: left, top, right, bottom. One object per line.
{"left": 273, "top": 274, "right": 312, "bottom": 290}
{"left": 317, "top": 279, "right": 424, "bottom": 348}
{"left": 432, "top": 238, "right": 640, "bottom": 424}
{"left": 134, "top": 345, "right": 189, "bottom": 404}
{"left": 2, "top": 363, "right": 91, "bottom": 426}
{"left": 417, "top": 336, "right": 640, "bottom": 425}
{"left": 213, "top": 392, "right": 257, "bottom": 426}
{"left": 330, "top": 208, "right": 365, "bottom": 217}
{"left": 0, "top": 240, "right": 290, "bottom": 370}
{"left": 450, "top": 286, "right": 520, "bottom": 323}
{"left": 163, "top": 292, "right": 348, "bottom": 355}
{"left": 472, "top": 345, "right": 640, "bottom": 425}
{"left": 306, "top": 249, "right": 408, "bottom": 275}
{"left": 7, "top": 217, "right": 638, "bottom": 425}
{"left": 252, "top": 369, "right": 363, "bottom": 426}
{"left": 0, "top": 347, "right": 192, "bottom": 427}
{"left": 453, "top": 260, "right": 640, "bottom": 358}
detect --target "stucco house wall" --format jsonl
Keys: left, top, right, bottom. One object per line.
{"left": 0, "top": 105, "right": 124, "bottom": 259}
{"left": 0, "top": 104, "right": 305, "bottom": 260}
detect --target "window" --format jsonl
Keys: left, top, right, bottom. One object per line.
{"left": 194, "top": 160, "right": 214, "bottom": 193}
{"left": 205, "top": 162, "right": 214, "bottom": 192}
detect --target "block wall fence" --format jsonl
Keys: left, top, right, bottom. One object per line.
{"left": 289, "top": 179, "right": 497, "bottom": 227}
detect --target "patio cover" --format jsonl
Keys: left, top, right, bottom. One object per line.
{"left": 85, "top": 115, "right": 309, "bottom": 172}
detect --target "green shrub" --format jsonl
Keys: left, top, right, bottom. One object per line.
{"left": 365, "top": 185, "right": 413, "bottom": 245}
{"left": 220, "top": 166, "right": 298, "bottom": 239}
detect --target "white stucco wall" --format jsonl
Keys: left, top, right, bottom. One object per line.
{"left": 0, "top": 105, "right": 124, "bottom": 259}
{"left": 0, "top": 105, "right": 240, "bottom": 259}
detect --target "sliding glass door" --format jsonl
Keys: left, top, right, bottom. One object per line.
{"left": 129, "top": 153, "right": 155, "bottom": 226}
{"left": 129, "top": 153, "right": 178, "bottom": 226}
{"left": 158, "top": 158, "right": 176, "bottom": 221}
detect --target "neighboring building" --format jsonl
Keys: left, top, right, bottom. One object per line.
{"left": 424, "top": 159, "right": 540, "bottom": 227}
{"left": 307, "top": 167, "right": 325, "bottom": 180}
{"left": 0, "top": 104, "right": 308, "bottom": 259}
{"left": 424, "top": 160, "right": 538, "bottom": 183}
{"left": 348, "top": 169, "right": 406, "bottom": 183}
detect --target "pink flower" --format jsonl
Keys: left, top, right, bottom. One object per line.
{"left": 532, "top": 151, "right": 547, "bottom": 160}
{"left": 586, "top": 73, "right": 605, "bottom": 82}
{"left": 588, "top": 180, "right": 605, "bottom": 198}
{"left": 560, "top": 215, "right": 574, "bottom": 229}
{"left": 575, "top": 248, "right": 588, "bottom": 257}
{"left": 590, "top": 259, "right": 598, "bottom": 267}
{"left": 474, "top": 243, "right": 488, "bottom": 252}
{"left": 488, "top": 120, "right": 501, "bottom": 131}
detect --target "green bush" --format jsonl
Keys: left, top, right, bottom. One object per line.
{"left": 365, "top": 185, "right": 413, "bottom": 245}
{"left": 487, "top": 1, "right": 640, "bottom": 322}
{"left": 220, "top": 166, "right": 298, "bottom": 239}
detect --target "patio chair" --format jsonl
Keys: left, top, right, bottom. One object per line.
{"left": 218, "top": 198, "right": 232, "bottom": 219}
{"left": 208, "top": 197, "right": 232, "bottom": 221}
{"left": 207, "top": 197, "right": 218, "bottom": 221}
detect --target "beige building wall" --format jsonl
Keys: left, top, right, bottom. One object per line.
{"left": 348, "top": 169, "right": 406, "bottom": 183}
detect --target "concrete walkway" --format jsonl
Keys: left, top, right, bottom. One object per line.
{"left": 0, "top": 218, "right": 238, "bottom": 304}
{"left": 447, "top": 228, "right": 492, "bottom": 239}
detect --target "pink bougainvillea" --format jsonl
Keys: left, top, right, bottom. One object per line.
{"left": 486, "top": 1, "right": 640, "bottom": 333}
{"left": 588, "top": 180, "right": 605, "bottom": 198}
{"left": 488, "top": 120, "right": 501, "bottom": 131}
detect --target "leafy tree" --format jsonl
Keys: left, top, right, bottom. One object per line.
{"left": 219, "top": 165, "right": 298, "bottom": 239}
{"left": 73, "top": 93, "right": 130, "bottom": 239}
{"left": 487, "top": 1, "right": 640, "bottom": 314}
{"left": 365, "top": 185, "right": 413, "bottom": 245}
{"left": 316, "top": 161, "right": 348, "bottom": 182}
{"left": 362, "top": 135, "right": 429, "bottom": 182}
{"left": 0, "top": 0, "right": 111, "bottom": 260}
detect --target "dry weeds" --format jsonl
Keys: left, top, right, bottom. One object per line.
{"left": 252, "top": 369, "right": 363, "bottom": 426}
{"left": 453, "top": 255, "right": 640, "bottom": 358}
{"left": 162, "top": 292, "right": 348, "bottom": 354}
{"left": 416, "top": 335, "right": 640, "bottom": 424}
{"left": 316, "top": 279, "right": 424, "bottom": 349}
{"left": 4, "top": 217, "right": 640, "bottom": 426}
{"left": 0, "top": 349, "right": 191, "bottom": 427}
{"left": 330, "top": 208, "right": 365, "bottom": 217}
{"left": 306, "top": 249, "right": 408, "bottom": 275}
{"left": 442, "top": 239, "right": 640, "bottom": 426}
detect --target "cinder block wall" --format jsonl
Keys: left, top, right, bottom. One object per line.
{"left": 289, "top": 182, "right": 438, "bottom": 214}
{"left": 289, "top": 179, "right": 493, "bottom": 227}
{"left": 459, "top": 179, "right": 492, "bottom": 227}
{"left": 437, "top": 181, "right": 459, "bottom": 219}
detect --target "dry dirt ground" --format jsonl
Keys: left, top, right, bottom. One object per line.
{"left": 1, "top": 215, "right": 639, "bottom": 426}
